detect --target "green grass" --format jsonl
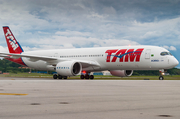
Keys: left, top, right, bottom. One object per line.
{"left": 71, "top": 75, "right": 180, "bottom": 80}
{"left": 0, "top": 73, "right": 52, "bottom": 78}
{"left": 0, "top": 72, "right": 179, "bottom": 80}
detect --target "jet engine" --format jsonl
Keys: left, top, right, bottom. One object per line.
{"left": 110, "top": 70, "right": 133, "bottom": 77}
{"left": 56, "top": 61, "right": 82, "bottom": 76}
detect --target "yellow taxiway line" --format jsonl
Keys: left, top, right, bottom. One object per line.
{"left": 0, "top": 93, "right": 28, "bottom": 96}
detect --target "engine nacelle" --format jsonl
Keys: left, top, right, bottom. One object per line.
{"left": 56, "top": 61, "right": 82, "bottom": 76}
{"left": 110, "top": 70, "right": 133, "bottom": 77}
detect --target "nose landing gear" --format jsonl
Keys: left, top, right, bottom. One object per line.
{"left": 159, "top": 69, "right": 167, "bottom": 80}
{"left": 159, "top": 76, "right": 164, "bottom": 80}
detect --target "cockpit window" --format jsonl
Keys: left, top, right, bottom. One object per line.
{"left": 160, "top": 52, "right": 172, "bottom": 56}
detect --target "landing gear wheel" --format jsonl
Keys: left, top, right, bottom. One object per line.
{"left": 63, "top": 76, "right": 67, "bottom": 79}
{"left": 80, "top": 75, "right": 85, "bottom": 79}
{"left": 85, "top": 75, "right": 89, "bottom": 79}
{"left": 89, "top": 75, "right": 94, "bottom": 80}
{"left": 53, "top": 74, "right": 57, "bottom": 79}
{"left": 58, "top": 75, "right": 62, "bottom": 79}
{"left": 159, "top": 76, "right": 164, "bottom": 80}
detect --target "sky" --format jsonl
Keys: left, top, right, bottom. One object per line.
{"left": 0, "top": 0, "right": 180, "bottom": 67}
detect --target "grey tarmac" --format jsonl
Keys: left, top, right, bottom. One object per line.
{"left": 0, "top": 77, "right": 180, "bottom": 119}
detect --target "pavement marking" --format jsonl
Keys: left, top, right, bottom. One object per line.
{"left": 0, "top": 93, "right": 28, "bottom": 96}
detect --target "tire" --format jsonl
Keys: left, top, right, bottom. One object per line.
{"left": 89, "top": 75, "right": 94, "bottom": 80}
{"left": 63, "top": 76, "right": 67, "bottom": 79}
{"left": 159, "top": 76, "right": 164, "bottom": 80}
{"left": 85, "top": 75, "right": 89, "bottom": 79}
{"left": 53, "top": 74, "right": 57, "bottom": 79}
{"left": 58, "top": 75, "right": 62, "bottom": 79}
{"left": 80, "top": 75, "right": 84, "bottom": 79}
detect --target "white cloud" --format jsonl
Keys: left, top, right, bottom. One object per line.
{"left": 97, "top": 39, "right": 139, "bottom": 47}
{"left": 163, "top": 45, "right": 169, "bottom": 50}
{"left": 0, "top": 0, "right": 179, "bottom": 47}
{"left": 129, "top": 17, "right": 180, "bottom": 45}
{"left": 87, "top": 12, "right": 107, "bottom": 19}
{"left": 140, "top": 31, "right": 163, "bottom": 39}
{"left": 163, "top": 45, "right": 177, "bottom": 51}
{"left": 0, "top": 0, "right": 179, "bottom": 60}
{"left": 55, "top": 31, "right": 91, "bottom": 37}
{"left": 0, "top": 46, "right": 8, "bottom": 52}
{"left": 169, "top": 46, "right": 177, "bottom": 51}
{"left": 22, "top": 46, "right": 41, "bottom": 52}
{"left": 0, "top": 1, "right": 52, "bottom": 35}
{"left": 22, "top": 32, "right": 140, "bottom": 51}
{"left": 0, "top": 0, "right": 179, "bottom": 68}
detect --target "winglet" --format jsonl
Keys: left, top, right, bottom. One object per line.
{"left": 3, "top": 26, "right": 24, "bottom": 53}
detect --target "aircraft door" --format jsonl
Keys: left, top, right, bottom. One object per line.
{"left": 145, "top": 49, "right": 151, "bottom": 59}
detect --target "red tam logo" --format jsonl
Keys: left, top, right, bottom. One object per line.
{"left": 105, "top": 48, "right": 144, "bottom": 62}
{"left": 5, "top": 29, "right": 19, "bottom": 51}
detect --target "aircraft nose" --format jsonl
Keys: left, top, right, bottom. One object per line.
{"left": 168, "top": 57, "right": 179, "bottom": 69}
{"left": 173, "top": 57, "right": 179, "bottom": 67}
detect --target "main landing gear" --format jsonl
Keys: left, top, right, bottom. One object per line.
{"left": 53, "top": 74, "right": 67, "bottom": 79}
{"left": 80, "top": 73, "right": 94, "bottom": 80}
{"left": 53, "top": 73, "right": 94, "bottom": 80}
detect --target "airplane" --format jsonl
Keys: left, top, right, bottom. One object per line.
{"left": 0, "top": 26, "right": 179, "bottom": 80}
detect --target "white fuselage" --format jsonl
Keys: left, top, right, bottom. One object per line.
{"left": 21, "top": 45, "right": 179, "bottom": 72}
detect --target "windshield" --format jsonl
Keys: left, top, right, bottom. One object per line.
{"left": 160, "top": 52, "right": 172, "bottom": 56}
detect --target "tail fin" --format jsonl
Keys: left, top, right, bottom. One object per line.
{"left": 3, "top": 26, "right": 24, "bottom": 53}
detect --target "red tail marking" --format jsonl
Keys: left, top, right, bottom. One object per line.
{"left": 6, "top": 58, "right": 26, "bottom": 66}
{"left": 3, "top": 26, "right": 23, "bottom": 53}
{"left": 3, "top": 26, "right": 26, "bottom": 66}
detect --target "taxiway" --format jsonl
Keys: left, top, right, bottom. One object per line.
{"left": 0, "top": 77, "right": 180, "bottom": 119}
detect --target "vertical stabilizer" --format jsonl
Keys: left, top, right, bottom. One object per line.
{"left": 3, "top": 26, "right": 24, "bottom": 53}
{"left": 2, "top": 26, "right": 26, "bottom": 66}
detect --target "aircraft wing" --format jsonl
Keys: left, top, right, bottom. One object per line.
{"left": 0, "top": 52, "right": 58, "bottom": 61}
{"left": 0, "top": 52, "right": 100, "bottom": 68}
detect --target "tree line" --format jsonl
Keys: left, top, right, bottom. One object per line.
{"left": 0, "top": 59, "right": 180, "bottom": 75}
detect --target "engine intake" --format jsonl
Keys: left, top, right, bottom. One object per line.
{"left": 56, "top": 61, "right": 82, "bottom": 76}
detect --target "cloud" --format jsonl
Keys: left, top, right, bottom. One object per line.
{"left": 126, "top": 17, "right": 180, "bottom": 46}
{"left": 24, "top": 32, "right": 139, "bottom": 51}
{"left": 0, "top": 0, "right": 179, "bottom": 67}
{"left": 0, "top": 0, "right": 179, "bottom": 52}
{"left": 163, "top": 45, "right": 177, "bottom": 51}
{"left": 55, "top": 31, "right": 91, "bottom": 37}
{"left": 0, "top": 46, "right": 8, "bottom": 52}
{"left": 169, "top": 46, "right": 177, "bottom": 51}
